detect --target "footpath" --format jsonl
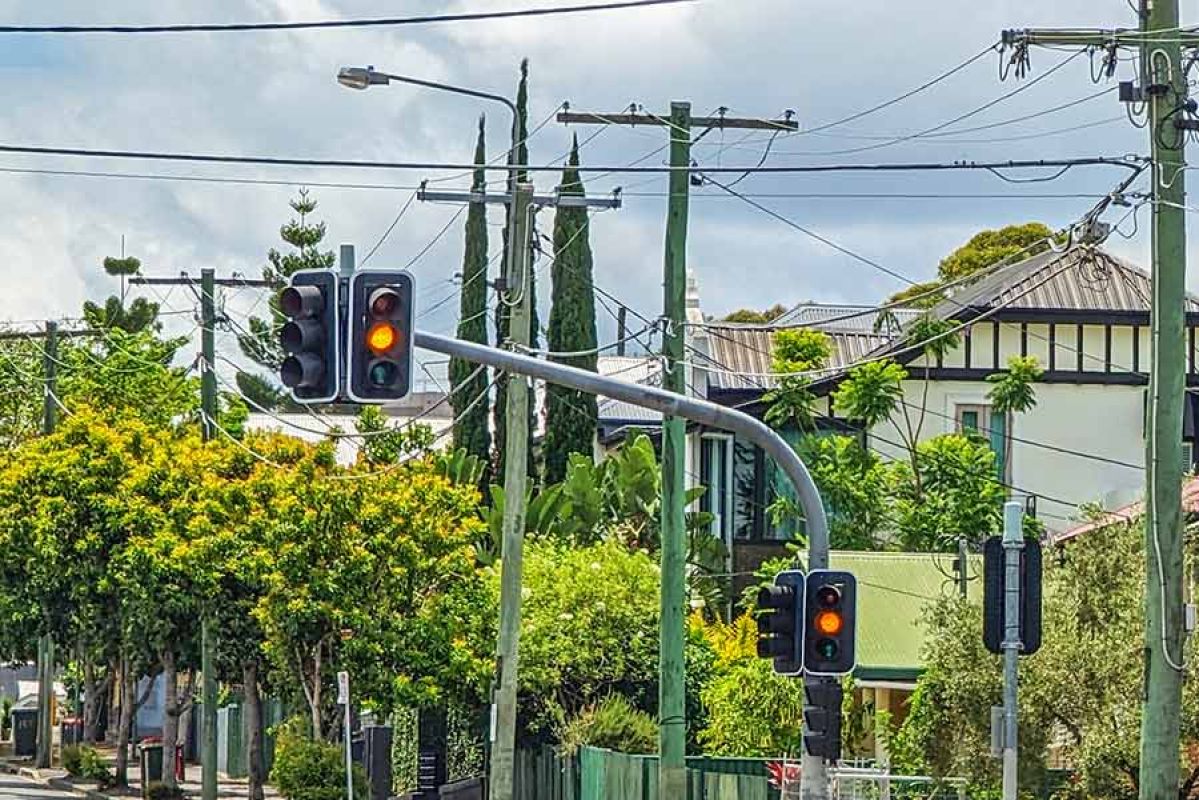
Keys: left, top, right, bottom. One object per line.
{"left": 0, "top": 744, "right": 279, "bottom": 800}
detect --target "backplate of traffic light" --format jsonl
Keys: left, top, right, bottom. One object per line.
{"left": 347, "top": 270, "right": 415, "bottom": 403}
{"left": 756, "top": 570, "right": 805, "bottom": 676}
{"left": 802, "top": 570, "right": 857, "bottom": 677}
{"left": 278, "top": 269, "right": 340, "bottom": 403}
{"left": 983, "top": 536, "right": 1042, "bottom": 656}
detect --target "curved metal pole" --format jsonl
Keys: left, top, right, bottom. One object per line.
{"left": 415, "top": 330, "right": 831, "bottom": 566}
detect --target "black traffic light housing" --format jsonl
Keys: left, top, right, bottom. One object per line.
{"left": 802, "top": 570, "right": 857, "bottom": 677}
{"left": 278, "top": 269, "right": 340, "bottom": 403}
{"left": 347, "top": 270, "right": 415, "bottom": 403}
{"left": 983, "top": 536, "right": 1042, "bottom": 656}
{"left": 756, "top": 570, "right": 805, "bottom": 676}
{"left": 803, "top": 681, "right": 843, "bottom": 761}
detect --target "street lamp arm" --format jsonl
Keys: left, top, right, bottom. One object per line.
{"left": 373, "top": 70, "right": 517, "bottom": 119}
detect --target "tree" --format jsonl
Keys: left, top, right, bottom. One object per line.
{"left": 720, "top": 304, "right": 788, "bottom": 324}
{"left": 797, "top": 435, "right": 889, "bottom": 550}
{"left": 986, "top": 354, "right": 1043, "bottom": 486}
{"left": 543, "top": 136, "right": 600, "bottom": 484}
{"left": 889, "top": 518, "right": 1199, "bottom": 798}
{"left": 885, "top": 222, "right": 1055, "bottom": 306}
{"left": 762, "top": 328, "right": 832, "bottom": 431}
{"left": 451, "top": 116, "right": 493, "bottom": 481}
{"left": 83, "top": 255, "right": 161, "bottom": 334}
{"left": 236, "top": 189, "right": 336, "bottom": 409}
{"left": 494, "top": 58, "right": 538, "bottom": 481}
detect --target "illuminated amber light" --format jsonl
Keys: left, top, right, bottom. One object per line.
{"left": 367, "top": 322, "right": 398, "bottom": 354}
{"left": 814, "top": 610, "right": 843, "bottom": 636}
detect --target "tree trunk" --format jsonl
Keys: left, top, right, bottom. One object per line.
{"left": 83, "top": 670, "right": 112, "bottom": 746}
{"left": 114, "top": 663, "right": 134, "bottom": 787}
{"left": 243, "top": 662, "right": 265, "bottom": 800}
{"left": 310, "top": 642, "right": 323, "bottom": 741}
{"left": 108, "top": 657, "right": 122, "bottom": 745}
{"left": 160, "top": 650, "right": 179, "bottom": 789}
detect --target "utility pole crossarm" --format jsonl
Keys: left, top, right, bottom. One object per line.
{"left": 1003, "top": 27, "right": 1199, "bottom": 47}
{"left": 416, "top": 186, "right": 622, "bottom": 208}
{"left": 130, "top": 275, "right": 274, "bottom": 288}
{"left": 557, "top": 111, "right": 798, "bottom": 131}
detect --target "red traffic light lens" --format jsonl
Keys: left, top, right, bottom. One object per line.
{"left": 815, "top": 585, "right": 841, "bottom": 608}
{"left": 370, "top": 288, "right": 401, "bottom": 318}
{"left": 367, "top": 322, "right": 399, "bottom": 355}
{"left": 814, "top": 610, "right": 844, "bottom": 636}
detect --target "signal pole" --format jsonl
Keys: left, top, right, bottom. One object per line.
{"left": 1002, "top": 6, "right": 1188, "bottom": 797}
{"left": 556, "top": 103, "right": 798, "bottom": 798}
{"left": 1001, "top": 502, "right": 1023, "bottom": 800}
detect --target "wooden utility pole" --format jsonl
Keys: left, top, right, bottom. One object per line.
{"left": 557, "top": 104, "right": 798, "bottom": 797}
{"left": 1003, "top": 7, "right": 1188, "bottom": 797}
{"left": 491, "top": 182, "right": 535, "bottom": 800}
{"left": 36, "top": 321, "right": 58, "bottom": 770}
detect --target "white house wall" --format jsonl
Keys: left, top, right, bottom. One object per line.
{"left": 868, "top": 379, "right": 1145, "bottom": 530}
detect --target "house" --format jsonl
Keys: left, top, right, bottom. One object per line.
{"left": 685, "top": 245, "right": 1199, "bottom": 578}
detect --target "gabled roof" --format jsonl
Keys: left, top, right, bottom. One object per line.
{"left": 703, "top": 325, "right": 890, "bottom": 392}
{"left": 928, "top": 245, "right": 1199, "bottom": 318}
{"left": 776, "top": 303, "right": 924, "bottom": 332}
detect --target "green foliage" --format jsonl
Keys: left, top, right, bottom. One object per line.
{"left": 63, "top": 744, "right": 112, "bottom": 783}
{"left": 694, "top": 615, "right": 806, "bottom": 757}
{"left": 771, "top": 328, "right": 832, "bottom": 373}
{"left": 798, "top": 435, "right": 888, "bottom": 550}
{"left": 889, "top": 434, "right": 1005, "bottom": 551}
{"left": 557, "top": 694, "right": 659, "bottom": 756}
{"left": 489, "top": 538, "right": 661, "bottom": 741}
{"left": 720, "top": 304, "right": 787, "bottom": 324}
{"left": 103, "top": 256, "right": 142, "bottom": 277}
{"left": 451, "top": 115, "right": 492, "bottom": 479}
{"left": 236, "top": 371, "right": 285, "bottom": 412}
{"left": 238, "top": 188, "right": 336, "bottom": 397}
{"left": 884, "top": 280, "right": 946, "bottom": 310}
{"left": 271, "top": 717, "right": 367, "bottom": 800}
{"left": 986, "top": 355, "right": 1043, "bottom": 415}
{"left": 905, "top": 315, "right": 961, "bottom": 364}
{"left": 893, "top": 520, "right": 1198, "bottom": 797}
{"left": 937, "top": 222, "right": 1055, "bottom": 282}
{"left": 544, "top": 135, "right": 600, "bottom": 485}
{"left": 354, "top": 406, "right": 437, "bottom": 465}
{"left": 763, "top": 329, "right": 831, "bottom": 432}
{"left": 494, "top": 59, "right": 538, "bottom": 482}
{"left": 83, "top": 296, "right": 161, "bottom": 334}
{"left": 833, "top": 360, "right": 908, "bottom": 427}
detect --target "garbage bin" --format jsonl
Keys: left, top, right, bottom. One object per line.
{"left": 11, "top": 708, "right": 37, "bottom": 757}
{"left": 61, "top": 717, "right": 84, "bottom": 747}
{"left": 139, "top": 739, "right": 164, "bottom": 793}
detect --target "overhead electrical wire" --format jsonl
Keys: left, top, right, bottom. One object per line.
{"left": 0, "top": 0, "right": 695, "bottom": 34}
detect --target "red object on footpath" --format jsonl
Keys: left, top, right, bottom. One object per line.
{"left": 174, "top": 745, "right": 184, "bottom": 781}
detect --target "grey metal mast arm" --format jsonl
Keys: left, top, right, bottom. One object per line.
{"left": 415, "top": 330, "right": 831, "bottom": 567}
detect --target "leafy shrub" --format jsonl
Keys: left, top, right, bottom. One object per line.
{"left": 271, "top": 717, "right": 367, "bottom": 800}
{"left": 62, "top": 744, "right": 112, "bottom": 784}
{"left": 557, "top": 695, "right": 658, "bottom": 756}
{"left": 145, "top": 782, "right": 185, "bottom": 800}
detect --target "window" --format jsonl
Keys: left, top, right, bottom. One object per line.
{"left": 955, "top": 403, "right": 1009, "bottom": 482}
{"left": 699, "top": 435, "right": 733, "bottom": 549}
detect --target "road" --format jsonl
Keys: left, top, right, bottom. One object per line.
{"left": 0, "top": 775, "right": 77, "bottom": 800}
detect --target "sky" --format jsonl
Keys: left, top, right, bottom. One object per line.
{"left": 0, "top": 0, "right": 1190, "bottom": 388}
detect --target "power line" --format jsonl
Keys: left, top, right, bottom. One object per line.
{"left": 0, "top": 142, "right": 1144, "bottom": 175}
{"left": 0, "top": 0, "right": 695, "bottom": 34}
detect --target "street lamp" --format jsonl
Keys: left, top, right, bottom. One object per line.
{"left": 336, "top": 65, "right": 518, "bottom": 137}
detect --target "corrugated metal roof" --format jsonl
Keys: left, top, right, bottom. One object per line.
{"left": 595, "top": 356, "right": 663, "bottom": 423}
{"left": 930, "top": 245, "right": 1199, "bottom": 316}
{"left": 777, "top": 303, "right": 924, "bottom": 332}
{"left": 702, "top": 325, "right": 891, "bottom": 391}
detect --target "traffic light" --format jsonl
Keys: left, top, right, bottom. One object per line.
{"left": 756, "top": 570, "right": 805, "bottom": 676}
{"left": 803, "top": 681, "right": 843, "bottom": 761}
{"left": 983, "top": 536, "right": 1043, "bottom": 656}
{"left": 802, "top": 570, "right": 857, "bottom": 677}
{"left": 278, "top": 269, "right": 340, "bottom": 403}
{"left": 347, "top": 270, "right": 415, "bottom": 403}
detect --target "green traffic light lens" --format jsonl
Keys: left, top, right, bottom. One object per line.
{"left": 368, "top": 360, "right": 398, "bottom": 387}
{"left": 815, "top": 638, "right": 838, "bottom": 660}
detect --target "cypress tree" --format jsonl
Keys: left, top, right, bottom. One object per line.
{"left": 542, "top": 136, "right": 599, "bottom": 483}
{"left": 451, "top": 116, "right": 493, "bottom": 479}
{"left": 494, "top": 58, "right": 538, "bottom": 480}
